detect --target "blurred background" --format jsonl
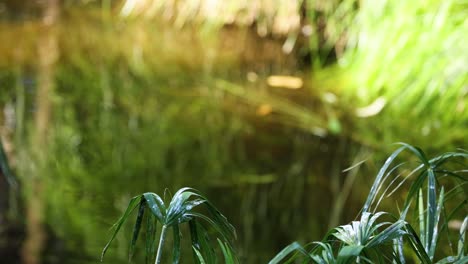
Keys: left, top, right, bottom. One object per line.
{"left": 0, "top": 0, "right": 466, "bottom": 263}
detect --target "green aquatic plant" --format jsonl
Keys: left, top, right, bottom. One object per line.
{"left": 100, "top": 144, "right": 466, "bottom": 263}
{"left": 101, "top": 187, "right": 237, "bottom": 264}
{"left": 270, "top": 143, "right": 468, "bottom": 263}
{"left": 270, "top": 214, "right": 408, "bottom": 263}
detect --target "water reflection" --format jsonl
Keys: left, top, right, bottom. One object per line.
{"left": 0, "top": 1, "right": 466, "bottom": 264}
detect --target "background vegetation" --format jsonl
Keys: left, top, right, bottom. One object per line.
{"left": 0, "top": 0, "right": 466, "bottom": 263}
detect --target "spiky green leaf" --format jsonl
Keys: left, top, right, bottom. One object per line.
{"left": 129, "top": 198, "right": 146, "bottom": 262}
{"left": 101, "top": 196, "right": 142, "bottom": 261}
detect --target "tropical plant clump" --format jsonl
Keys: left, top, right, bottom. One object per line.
{"left": 270, "top": 143, "right": 467, "bottom": 263}
{"left": 101, "top": 187, "right": 238, "bottom": 264}
{"left": 102, "top": 143, "right": 467, "bottom": 263}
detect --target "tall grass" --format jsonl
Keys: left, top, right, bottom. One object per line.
{"left": 270, "top": 143, "right": 467, "bottom": 263}
{"left": 336, "top": 0, "right": 468, "bottom": 149}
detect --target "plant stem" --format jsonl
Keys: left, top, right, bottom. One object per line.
{"left": 155, "top": 225, "right": 168, "bottom": 264}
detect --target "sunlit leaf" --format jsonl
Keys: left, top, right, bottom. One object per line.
{"left": 457, "top": 217, "right": 467, "bottom": 259}
{"left": 268, "top": 242, "right": 313, "bottom": 264}
{"left": 143, "top": 192, "right": 166, "bottom": 223}
{"left": 367, "top": 220, "right": 406, "bottom": 248}
{"left": 336, "top": 245, "right": 364, "bottom": 264}
{"left": 193, "top": 246, "right": 207, "bottom": 264}
{"left": 363, "top": 145, "right": 406, "bottom": 213}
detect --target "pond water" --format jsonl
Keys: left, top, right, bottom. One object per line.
{"left": 0, "top": 4, "right": 465, "bottom": 264}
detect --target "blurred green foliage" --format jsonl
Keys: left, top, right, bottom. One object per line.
{"left": 0, "top": 0, "right": 466, "bottom": 263}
